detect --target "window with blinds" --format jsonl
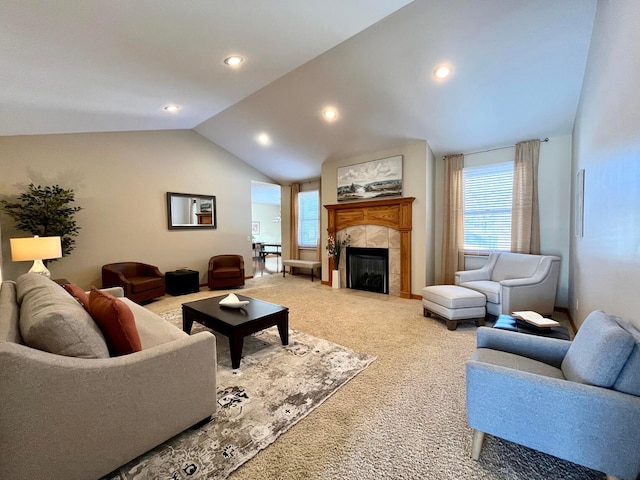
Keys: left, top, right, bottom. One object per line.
{"left": 298, "top": 190, "right": 319, "bottom": 247}
{"left": 463, "top": 161, "right": 514, "bottom": 252}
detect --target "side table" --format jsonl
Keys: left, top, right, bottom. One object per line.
{"left": 165, "top": 270, "right": 200, "bottom": 296}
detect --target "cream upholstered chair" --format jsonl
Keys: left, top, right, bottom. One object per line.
{"left": 455, "top": 252, "right": 561, "bottom": 316}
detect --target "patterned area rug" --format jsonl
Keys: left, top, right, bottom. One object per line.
{"left": 105, "top": 309, "right": 375, "bottom": 480}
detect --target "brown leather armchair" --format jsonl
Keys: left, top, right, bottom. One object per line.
{"left": 208, "top": 255, "right": 245, "bottom": 289}
{"left": 101, "top": 262, "right": 165, "bottom": 304}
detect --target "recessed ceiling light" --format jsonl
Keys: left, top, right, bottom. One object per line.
{"left": 163, "top": 104, "right": 180, "bottom": 112}
{"left": 433, "top": 65, "right": 451, "bottom": 79}
{"left": 323, "top": 107, "right": 338, "bottom": 121}
{"left": 257, "top": 133, "right": 271, "bottom": 146}
{"left": 224, "top": 56, "right": 244, "bottom": 67}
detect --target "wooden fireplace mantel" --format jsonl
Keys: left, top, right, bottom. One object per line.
{"left": 325, "top": 197, "right": 415, "bottom": 298}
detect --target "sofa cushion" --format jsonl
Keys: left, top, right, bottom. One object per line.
{"left": 0, "top": 281, "right": 22, "bottom": 344}
{"left": 211, "top": 267, "right": 242, "bottom": 279}
{"left": 89, "top": 288, "right": 142, "bottom": 356}
{"left": 129, "top": 276, "right": 164, "bottom": 294}
{"left": 63, "top": 283, "right": 90, "bottom": 309}
{"left": 120, "top": 296, "right": 188, "bottom": 349}
{"left": 472, "top": 348, "right": 565, "bottom": 379}
{"left": 17, "top": 273, "right": 109, "bottom": 358}
{"left": 561, "top": 310, "right": 634, "bottom": 388}
{"left": 459, "top": 280, "right": 501, "bottom": 304}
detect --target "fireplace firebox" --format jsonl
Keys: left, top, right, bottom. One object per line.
{"left": 346, "top": 247, "right": 389, "bottom": 294}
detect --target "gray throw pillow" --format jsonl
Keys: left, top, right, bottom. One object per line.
{"left": 561, "top": 310, "right": 634, "bottom": 388}
{"left": 17, "top": 273, "right": 109, "bottom": 359}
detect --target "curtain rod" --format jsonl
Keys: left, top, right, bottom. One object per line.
{"left": 455, "top": 137, "right": 549, "bottom": 157}
{"left": 287, "top": 178, "right": 321, "bottom": 187}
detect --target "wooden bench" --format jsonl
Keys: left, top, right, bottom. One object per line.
{"left": 282, "top": 260, "right": 321, "bottom": 282}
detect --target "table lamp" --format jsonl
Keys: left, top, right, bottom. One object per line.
{"left": 10, "top": 235, "right": 63, "bottom": 278}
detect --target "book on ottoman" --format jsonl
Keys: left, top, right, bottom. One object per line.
{"left": 511, "top": 310, "right": 560, "bottom": 328}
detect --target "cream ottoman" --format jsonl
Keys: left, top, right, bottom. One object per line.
{"left": 421, "top": 285, "right": 486, "bottom": 331}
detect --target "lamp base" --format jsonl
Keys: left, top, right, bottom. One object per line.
{"left": 28, "top": 259, "right": 51, "bottom": 278}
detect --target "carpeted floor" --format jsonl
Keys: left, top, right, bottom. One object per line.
{"left": 144, "top": 274, "right": 605, "bottom": 480}
{"left": 108, "top": 321, "right": 373, "bottom": 480}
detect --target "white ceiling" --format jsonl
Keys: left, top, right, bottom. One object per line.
{"left": 2, "top": 0, "right": 596, "bottom": 184}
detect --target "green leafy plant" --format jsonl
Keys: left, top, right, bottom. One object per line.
{"left": 1, "top": 184, "right": 83, "bottom": 262}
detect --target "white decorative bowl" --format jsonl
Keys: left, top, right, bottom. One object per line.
{"left": 219, "top": 293, "right": 249, "bottom": 309}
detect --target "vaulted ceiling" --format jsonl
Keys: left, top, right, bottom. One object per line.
{"left": 2, "top": 0, "right": 596, "bottom": 184}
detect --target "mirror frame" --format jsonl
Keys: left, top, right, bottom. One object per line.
{"left": 166, "top": 192, "right": 217, "bottom": 230}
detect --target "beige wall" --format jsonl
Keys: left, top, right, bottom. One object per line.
{"left": 433, "top": 135, "right": 573, "bottom": 308}
{"left": 321, "top": 140, "right": 434, "bottom": 296}
{"left": 0, "top": 130, "right": 275, "bottom": 288}
{"left": 570, "top": 0, "right": 640, "bottom": 329}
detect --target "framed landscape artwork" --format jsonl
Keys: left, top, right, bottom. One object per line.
{"left": 337, "top": 155, "right": 403, "bottom": 202}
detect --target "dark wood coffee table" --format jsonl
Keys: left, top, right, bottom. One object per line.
{"left": 182, "top": 294, "right": 289, "bottom": 369}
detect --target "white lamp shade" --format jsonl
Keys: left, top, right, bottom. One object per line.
{"left": 10, "top": 236, "right": 63, "bottom": 261}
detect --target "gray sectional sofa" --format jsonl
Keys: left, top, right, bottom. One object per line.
{"left": 0, "top": 273, "right": 217, "bottom": 480}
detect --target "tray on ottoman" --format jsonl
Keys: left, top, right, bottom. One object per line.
{"left": 493, "top": 314, "right": 570, "bottom": 340}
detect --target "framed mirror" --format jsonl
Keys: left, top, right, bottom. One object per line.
{"left": 166, "top": 192, "right": 217, "bottom": 230}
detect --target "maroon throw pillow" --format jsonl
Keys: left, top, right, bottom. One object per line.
{"left": 63, "top": 283, "right": 90, "bottom": 310}
{"left": 89, "top": 288, "right": 142, "bottom": 356}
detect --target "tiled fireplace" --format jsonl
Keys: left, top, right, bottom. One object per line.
{"left": 325, "top": 197, "right": 415, "bottom": 298}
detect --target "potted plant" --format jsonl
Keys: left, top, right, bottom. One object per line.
{"left": 326, "top": 234, "right": 350, "bottom": 288}
{"left": 1, "top": 183, "right": 83, "bottom": 264}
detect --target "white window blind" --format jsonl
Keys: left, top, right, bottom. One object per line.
{"left": 298, "top": 190, "right": 319, "bottom": 247}
{"left": 463, "top": 161, "right": 514, "bottom": 252}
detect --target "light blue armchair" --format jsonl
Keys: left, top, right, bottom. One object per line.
{"left": 466, "top": 310, "right": 640, "bottom": 480}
